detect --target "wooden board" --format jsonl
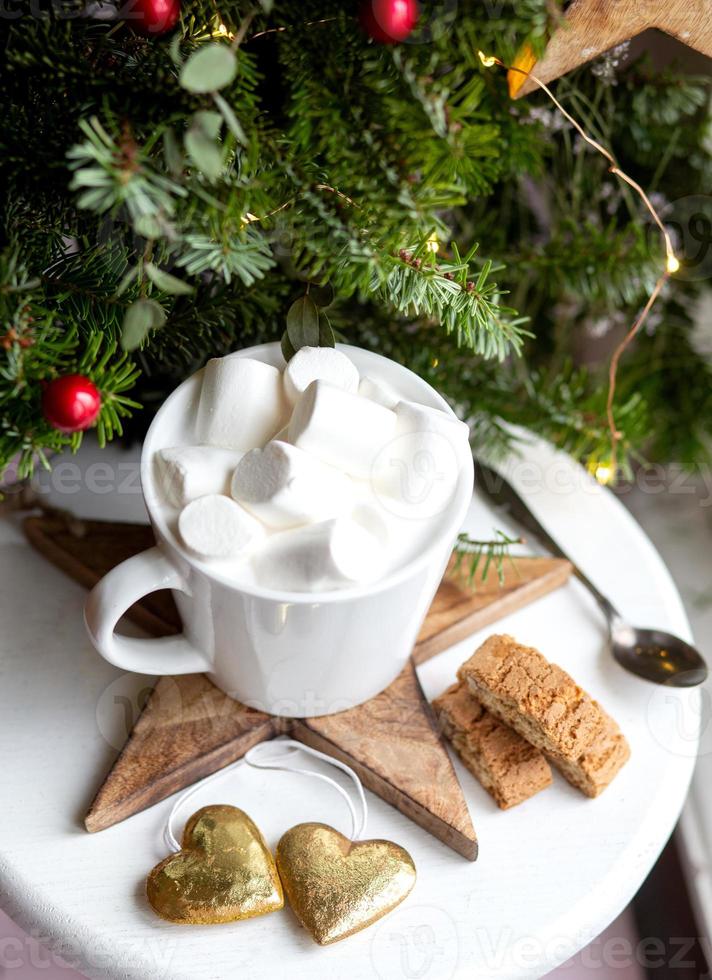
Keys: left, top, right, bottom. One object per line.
{"left": 512, "top": 0, "right": 712, "bottom": 98}
{"left": 24, "top": 515, "right": 571, "bottom": 859}
{"left": 414, "top": 554, "right": 573, "bottom": 663}
{"left": 293, "top": 661, "right": 478, "bottom": 859}
{"left": 85, "top": 673, "right": 279, "bottom": 834}
{"left": 23, "top": 517, "right": 178, "bottom": 637}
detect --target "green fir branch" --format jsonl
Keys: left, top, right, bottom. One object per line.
{"left": 452, "top": 531, "right": 524, "bottom": 588}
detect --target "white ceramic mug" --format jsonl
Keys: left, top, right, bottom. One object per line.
{"left": 84, "top": 343, "right": 473, "bottom": 717}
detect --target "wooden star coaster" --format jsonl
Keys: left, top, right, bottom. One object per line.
{"left": 24, "top": 515, "right": 571, "bottom": 859}
{"left": 511, "top": 0, "right": 712, "bottom": 98}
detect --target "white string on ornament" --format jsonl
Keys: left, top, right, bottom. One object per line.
{"left": 163, "top": 738, "right": 369, "bottom": 853}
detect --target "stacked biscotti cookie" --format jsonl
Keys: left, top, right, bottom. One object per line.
{"left": 457, "top": 634, "right": 630, "bottom": 798}
{"left": 434, "top": 634, "right": 630, "bottom": 806}
{"left": 433, "top": 681, "right": 553, "bottom": 809}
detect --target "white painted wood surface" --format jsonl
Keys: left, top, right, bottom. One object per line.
{"left": 622, "top": 473, "right": 712, "bottom": 942}
{"left": 0, "top": 436, "right": 700, "bottom": 980}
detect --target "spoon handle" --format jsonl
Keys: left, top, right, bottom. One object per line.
{"left": 474, "top": 460, "right": 620, "bottom": 621}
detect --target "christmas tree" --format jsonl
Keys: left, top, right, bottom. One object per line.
{"left": 1, "top": 0, "right": 710, "bottom": 484}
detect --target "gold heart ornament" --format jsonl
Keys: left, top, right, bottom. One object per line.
{"left": 275, "top": 822, "right": 416, "bottom": 945}
{"left": 147, "top": 805, "right": 284, "bottom": 924}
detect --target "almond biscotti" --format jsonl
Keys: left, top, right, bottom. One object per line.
{"left": 457, "top": 634, "right": 630, "bottom": 798}
{"left": 433, "top": 681, "right": 553, "bottom": 809}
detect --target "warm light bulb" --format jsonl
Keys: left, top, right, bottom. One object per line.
{"left": 592, "top": 461, "right": 615, "bottom": 485}
{"left": 666, "top": 254, "right": 680, "bottom": 274}
{"left": 478, "top": 51, "right": 497, "bottom": 68}
{"left": 214, "top": 21, "right": 234, "bottom": 38}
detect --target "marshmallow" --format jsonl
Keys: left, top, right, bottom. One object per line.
{"left": 358, "top": 375, "right": 399, "bottom": 409}
{"left": 178, "top": 494, "right": 263, "bottom": 559}
{"left": 351, "top": 502, "right": 390, "bottom": 543}
{"left": 372, "top": 401, "right": 470, "bottom": 518}
{"left": 284, "top": 346, "right": 359, "bottom": 405}
{"left": 395, "top": 400, "right": 470, "bottom": 446}
{"left": 231, "top": 440, "right": 353, "bottom": 529}
{"left": 252, "top": 517, "right": 385, "bottom": 592}
{"left": 198, "top": 356, "right": 289, "bottom": 451}
{"left": 289, "top": 381, "right": 397, "bottom": 480}
{"left": 155, "top": 445, "right": 243, "bottom": 508}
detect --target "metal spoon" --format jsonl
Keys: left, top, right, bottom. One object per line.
{"left": 474, "top": 460, "right": 708, "bottom": 688}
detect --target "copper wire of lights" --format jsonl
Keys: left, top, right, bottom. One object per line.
{"left": 478, "top": 51, "right": 680, "bottom": 480}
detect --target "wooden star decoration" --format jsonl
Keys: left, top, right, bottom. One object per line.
{"left": 23, "top": 513, "right": 573, "bottom": 859}
{"left": 510, "top": 0, "right": 712, "bottom": 98}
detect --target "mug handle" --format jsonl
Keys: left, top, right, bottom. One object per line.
{"left": 84, "top": 547, "right": 212, "bottom": 675}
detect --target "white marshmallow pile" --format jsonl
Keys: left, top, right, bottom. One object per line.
{"left": 198, "top": 356, "right": 289, "bottom": 450}
{"left": 178, "top": 494, "right": 263, "bottom": 559}
{"left": 154, "top": 346, "right": 470, "bottom": 593}
{"left": 231, "top": 440, "right": 353, "bottom": 529}
{"left": 289, "top": 381, "right": 397, "bottom": 479}
{"left": 252, "top": 517, "right": 385, "bottom": 592}
{"left": 284, "top": 345, "right": 359, "bottom": 405}
{"left": 156, "top": 446, "right": 243, "bottom": 507}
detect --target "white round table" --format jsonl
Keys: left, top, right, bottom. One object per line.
{"left": 0, "top": 435, "right": 700, "bottom": 980}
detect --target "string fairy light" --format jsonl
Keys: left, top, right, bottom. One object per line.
{"left": 477, "top": 50, "right": 680, "bottom": 480}
{"left": 205, "top": 16, "right": 674, "bottom": 482}
{"left": 214, "top": 21, "right": 235, "bottom": 40}
{"left": 587, "top": 458, "right": 615, "bottom": 487}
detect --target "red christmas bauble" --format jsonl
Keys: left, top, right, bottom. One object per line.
{"left": 360, "top": 0, "right": 418, "bottom": 43}
{"left": 42, "top": 375, "right": 102, "bottom": 434}
{"left": 129, "top": 0, "right": 181, "bottom": 36}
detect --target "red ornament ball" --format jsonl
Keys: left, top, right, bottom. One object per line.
{"left": 129, "top": 0, "right": 181, "bottom": 36}
{"left": 42, "top": 375, "right": 102, "bottom": 434}
{"left": 360, "top": 0, "right": 418, "bottom": 43}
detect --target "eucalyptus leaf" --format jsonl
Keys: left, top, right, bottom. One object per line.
{"left": 213, "top": 93, "right": 247, "bottom": 145}
{"left": 286, "top": 295, "right": 320, "bottom": 351}
{"left": 163, "top": 128, "right": 183, "bottom": 177}
{"left": 185, "top": 112, "right": 224, "bottom": 181}
{"left": 179, "top": 44, "right": 237, "bottom": 95}
{"left": 193, "top": 110, "right": 223, "bottom": 139}
{"left": 318, "top": 311, "right": 336, "bottom": 348}
{"left": 185, "top": 133, "right": 223, "bottom": 181}
{"left": 121, "top": 299, "right": 166, "bottom": 352}
{"left": 308, "top": 282, "right": 335, "bottom": 309}
{"left": 281, "top": 329, "right": 297, "bottom": 363}
{"left": 145, "top": 263, "right": 193, "bottom": 295}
